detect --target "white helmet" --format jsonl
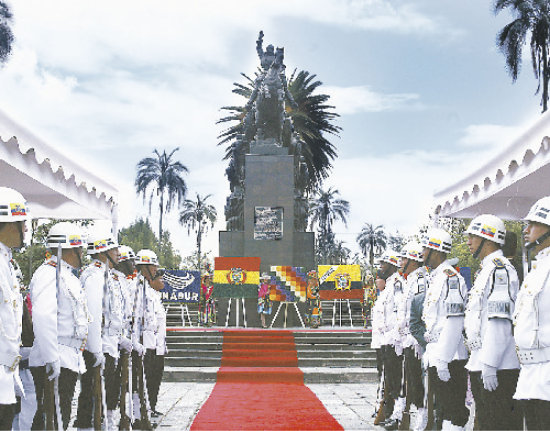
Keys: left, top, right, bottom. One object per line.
{"left": 466, "top": 214, "right": 506, "bottom": 245}
{"left": 47, "top": 222, "right": 86, "bottom": 249}
{"left": 524, "top": 196, "right": 550, "bottom": 227}
{"left": 118, "top": 245, "right": 136, "bottom": 262}
{"left": 422, "top": 228, "right": 452, "bottom": 254}
{"left": 379, "top": 249, "right": 400, "bottom": 267}
{"left": 400, "top": 241, "right": 424, "bottom": 262}
{"left": 0, "top": 187, "right": 30, "bottom": 222}
{"left": 135, "top": 249, "right": 159, "bottom": 266}
{"left": 86, "top": 227, "right": 118, "bottom": 255}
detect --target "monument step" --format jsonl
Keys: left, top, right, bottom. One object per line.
{"left": 163, "top": 366, "right": 379, "bottom": 383}
{"left": 165, "top": 348, "right": 374, "bottom": 359}
{"left": 164, "top": 356, "right": 375, "bottom": 368}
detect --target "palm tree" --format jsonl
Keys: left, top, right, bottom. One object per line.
{"left": 357, "top": 223, "right": 387, "bottom": 267}
{"left": 179, "top": 193, "right": 217, "bottom": 271}
{"left": 135, "top": 148, "right": 188, "bottom": 242}
{"left": 309, "top": 187, "right": 350, "bottom": 262}
{"left": 218, "top": 69, "right": 341, "bottom": 193}
{"left": 0, "top": 1, "right": 14, "bottom": 65}
{"left": 495, "top": 0, "right": 550, "bottom": 112}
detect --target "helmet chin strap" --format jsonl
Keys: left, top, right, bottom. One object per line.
{"left": 72, "top": 248, "right": 82, "bottom": 268}
{"left": 425, "top": 249, "right": 433, "bottom": 268}
{"left": 402, "top": 259, "right": 410, "bottom": 275}
{"left": 473, "top": 238, "right": 486, "bottom": 259}
{"left": 526, "top": 230, "right": 550, "bottom": 250}
{"left": 106, "top": 250, "right": 117, "bottom": 268}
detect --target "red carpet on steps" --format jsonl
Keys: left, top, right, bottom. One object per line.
{"left": 191, "top": 329, "right": 343, "bottom": 430}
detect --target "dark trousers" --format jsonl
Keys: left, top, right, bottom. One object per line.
{"left": 522, "top": 399, "right": 550, "bottom": 430}
{"left": 104, "top": 353, "right": 121, "bottom": 411}
{"left": 382, "top": 345, "right": 403, "bottom": 419}
{"left": 470, "top": 369, "right": 522, "bottom": 430}
{"left": 0, "top": 403, "right": 15, "bottom": 430}
{"left": 376, "top": 348, "right": 383, "bottom": 379}
{"left": 144, "top": 349, "right": 164, "bottom": 411}
{"left": 75, "top": 350, "right": 99, "bottom": 428}
{"left": 429, "top": 360, "right": 469, "bottom": 427}
{"left": 404, "top": 346, "right": 424, "bottom": 408}
{"left": 30, "top": 366, "right": 77, "bottom": 431}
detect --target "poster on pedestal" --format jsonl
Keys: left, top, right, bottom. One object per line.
{"left": 212, "top": 257, "right": 261, "bottom": 298}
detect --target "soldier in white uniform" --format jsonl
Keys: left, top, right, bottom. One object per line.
{"left": 75, "top": 227, "right": 118, "bottom": 430}
{"left": 136, "top": 249, "right": 166, "bottom": 418}
{"left": 29, "top": 221, "right": 89, "bottom": 430}
{"left": 421, "top": 227, "right": 469, "bottom": 430}
{"left": 0, "top": 187, "right": 28, "bottom": 429}
{"left": 396, "top": 241, "right": 429, "bottom": 431}
{"left": 375, "top": 250, "right": 403, "bottom": 429}
{"left": 514, "top": 196, "right": 550, "bottom": 430}
{"left": 463, "top": 214, "right": 522, "bottom": 430}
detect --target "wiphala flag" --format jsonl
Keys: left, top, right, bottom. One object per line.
{"left": 269, "top": 266, "right": 308, "bottom": 302}
{"left": 213, "top": 257, "right": 261, "bottom": 298}
{"left": 317, "top": 265, "right": 363, "bottom": 300}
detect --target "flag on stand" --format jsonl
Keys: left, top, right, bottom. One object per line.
{"left": 213, "top": 257, "right": 261, "bottom": 298}
{"left": 317, "top": 265, "right": 363, "bottom": 300}
{"left": 268, "top": 266, "right": 308, "bottom": 302}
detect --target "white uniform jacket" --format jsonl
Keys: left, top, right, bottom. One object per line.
{"left": 80, "top": 260, "right": 106, "bottom": 355}
{"left": 370, "top": 288, "right": 387, "bottom": 349}
{"left": 114, "top": 270, "right": 135, "bottom": 340}
{"left": 465, "top": 250, "right": 519, "bottom": 372}
{"left": 381, "top": 272, "right": 406, "bottom": 349}
{"left": 29, "top": 256, "right": 88, "bottom": 374}
{"left": 153, "top": 290, "right": 168, "bottom": 355}
{"left": 102, "top": 270, "right": 124, "bottom": 358}
{"left": 142, "top": 277, "right": 160, "bottom": 350}
{"left": 397, "top": 266, "right": 428, "bottom": 350}
{"left": 0, "top": 242, "right": 23, "bottom": 404}
{"left": 514, "top": 246, "right": 550, "bottom": 401}
{"left": 423, "top": 260, "right": 468, "bottom": 366}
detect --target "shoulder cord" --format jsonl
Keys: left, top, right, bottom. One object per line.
{"left": 0, "top": 260, "right": 20, "bottom": 342}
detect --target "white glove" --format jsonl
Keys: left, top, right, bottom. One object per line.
{"left": 119, "top": 337, "right": 132, "bottom": 353}
{"left": 93, "top": 352, "right": 105, "bottom": 368}
{"left": 394, "top": 342, "right": 403, "bottom": 356}
{"left": 133, "top": 341, "right": 145, "bottom": 357}
{"left": 45, "top": 359, "right": 60, "bottom": 381}
{"left": 436, "top": 360, "right": 451, "bottom": 382}
{"left": 482, "top": 364, "right": 498, "bottom": 391}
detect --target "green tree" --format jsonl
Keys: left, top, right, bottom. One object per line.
{"left": 357, "top": 223, "right": 387, "bottom": 267}
{"left": 495, "top": 0, "right": 550, "bottom": 112}
{"left": 118, "top": 218, "right": 182, "bottom": 269}
{"left": 309, "top": 187, "right": 350, "bottom": 263}
{"left": 178, "top": 193, "right": 217, "bottom": 271}
{"left": 135, "top": 148, "right": 188, "bottom": 242}
{"left": 0, "top": 1, "right": 14, "bottom": 65}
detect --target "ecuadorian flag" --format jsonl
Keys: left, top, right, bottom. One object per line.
{"left": 318, "top": 265, "right": 363, "bottom": 300}
{"left": 213, "top": 257, "right": 261, "bottom": 298}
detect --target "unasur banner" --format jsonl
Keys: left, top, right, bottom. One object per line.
{"left": 161, "top": 270, "right": 201, "bottom": 303}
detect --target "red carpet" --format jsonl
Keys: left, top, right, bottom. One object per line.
{"left": 191, "top": 330, "right": 343, "bottom": 430}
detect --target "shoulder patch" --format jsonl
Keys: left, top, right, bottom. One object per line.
{"left": 112, "top": 274, "right": 119, "bottom": 281}
{"left": 444, "top": 268, "right": 457, "bottom": 277}
{"left": 46, "top": 261, "right": 57, "bottom": 268}
{"left": 94, "top": 262, "right": 102, "bottom": 268}
{"left": 492, "top": 258, "right": 505, "bottom": 269}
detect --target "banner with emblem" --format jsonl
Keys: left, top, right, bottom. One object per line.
{"left": 160, "top": 270, "right": 201, "bottom": 303}
{"left": 268, "top": 266, "right": 308, "bottom": 302}
{"left": 317, "top": 265, "right": 363, "bottom": 300}
{"left": 212, "top": 257, "right": 261, "bottom": 298}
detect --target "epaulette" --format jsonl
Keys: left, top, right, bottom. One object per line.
{"left": 112, "top": 274, "right": 119, "bottom": 281}
{"left": 126, "top": 274, "right": 134, "bottom": 280}
{"left": 493, "top": 258, "right": 505, "bottom": 269}
{"left": 94, "top": 262, "right": 102, "bottom": 268}
{"left": 443, "top": 268, "right": 457, "bottom": 277}
{"left": 47, "top": 261, "right": 57, "bottom": 268}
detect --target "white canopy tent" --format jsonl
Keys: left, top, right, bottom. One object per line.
{"left": 434, "top": 111, "right": 550, "bottom": 221}
{"left": 0, "top": 108, "right": 118, "bottom": 227}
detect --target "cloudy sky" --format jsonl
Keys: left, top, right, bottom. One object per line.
{"left": 0, "top": 0, "right": 542, "bottom": 258}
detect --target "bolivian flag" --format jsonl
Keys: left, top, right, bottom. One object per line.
{"left": 213, "top": 257, "right": 261, "bottom": 298}
{"left": 318, "top": 264, "right": 363, "bottom": 300}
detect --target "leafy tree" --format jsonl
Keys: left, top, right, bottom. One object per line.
{"left": 357, "top": 223, "right": 387, "bottom": 266}
{"left": 309, "top": 187, "right": 350, "bottom": 263}
{"left": 495, "top": 0, "right": 550, "bottom": 112}
{"left": 135, "top": 148, "right": 188, "bottom": 242}
{"left": 178, "top": 193, "right": 217, "bottom": 271}
{"left": 118, "top": 218, "right": 182, "bottom": 269}
{"left": 0, "top": 1, "right": 13, "bottom": 65}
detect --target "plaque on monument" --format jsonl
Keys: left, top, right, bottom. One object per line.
{"left": 254, "top": 206, "right": 283, "bottom": 240}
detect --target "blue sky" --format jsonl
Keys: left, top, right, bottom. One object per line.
{"left": 0, "top": 0, "right": 542, "bottom": 258}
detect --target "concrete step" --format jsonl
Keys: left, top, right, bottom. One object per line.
{"left": 166, "top": 348, "right": 375, "bottom": 359}
{"left": 163, "top": 366, "right": 379, "bottom": 383}
{"left": 165, "top": 356, "right": 375, "bottom": 368}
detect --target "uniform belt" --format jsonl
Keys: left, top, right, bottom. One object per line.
{"left": 517, "top": 347, "right": 550, "bottom": 365}
{"left": 104, "top": 326, "right": 122, "bottom": 336}
{"left": 0, "top": 352, "right": 22, "bottom": 372}
{"left": 425, "top": 331, "right": 440, "bottom": 343}
{"left": 58, "top": 336, "right": 87, "bottom": 351}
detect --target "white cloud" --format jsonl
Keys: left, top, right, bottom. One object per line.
{"left": 324, "top": 85, "right": 421, "bottom": 114}
{"left": 458, "top": 124, "right": 523, "bottom": 150}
